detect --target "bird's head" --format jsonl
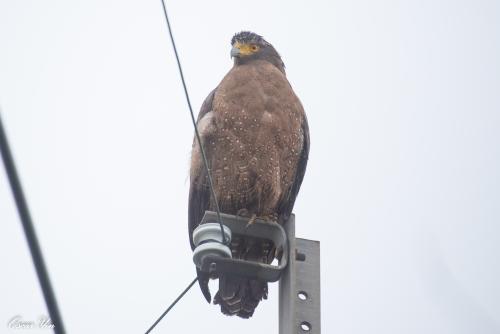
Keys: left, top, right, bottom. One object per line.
{"left": 230, "top": 31, "right": 285, "bottom": 73}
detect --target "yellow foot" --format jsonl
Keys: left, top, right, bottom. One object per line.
{"left": 245, "top": 214, "right": 257, "bottom": 228}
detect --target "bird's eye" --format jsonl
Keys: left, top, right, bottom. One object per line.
{"left": 251, "top": 45, "right": 258, "bottom": 51}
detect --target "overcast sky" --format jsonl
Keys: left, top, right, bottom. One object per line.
{"left": 1, "top": 0, "right": 499, "bottom": 333}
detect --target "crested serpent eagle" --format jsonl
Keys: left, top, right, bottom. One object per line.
{"left": 188, "top": 31, "right": 310, "bottom": 318}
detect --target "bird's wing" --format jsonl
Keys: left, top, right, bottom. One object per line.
{"left": 188, "top": 88, "right": 216, "bottom": 250}
{"left": 196, "top": 89, "right": 216, "bottom": 123}
{"left": 188, "top": 89, "right": 217, "bottom": 303}
{"left": 278, "top": 112, "right": 310, "bottom": 223}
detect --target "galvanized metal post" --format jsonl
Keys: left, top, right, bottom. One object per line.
{"left": 279, "top": 215, "right": 321, "bottom": 334}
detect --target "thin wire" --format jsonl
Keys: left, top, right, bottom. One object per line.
{"left": 0, "top": 111, "right": 66, "bottom": 334}
{"left": 159, "top": 0, "right": 227, "bottom": 245}
{"left": 145, "top": 3, "right": 228, "bottom": 332}
{"left": 145, "top": 277, "right": 198, "bottom": 334}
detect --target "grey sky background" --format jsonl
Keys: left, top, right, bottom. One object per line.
{"left": 1, "top": 0, "right": 499, "bottom": 333}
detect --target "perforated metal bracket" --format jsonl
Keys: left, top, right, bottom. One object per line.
{"left": 279, "top": 217, "right": 321, "bottom": 334}
{"left": 197, "top": 211, "right": 289, "bottom": 282}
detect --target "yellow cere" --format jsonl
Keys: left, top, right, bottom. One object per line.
{"left": 234, "top": 41, "right": 259, "bottom": 56}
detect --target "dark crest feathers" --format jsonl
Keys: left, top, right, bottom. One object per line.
{"left": 231, "top": 31, "right": 270, "bottom": 46}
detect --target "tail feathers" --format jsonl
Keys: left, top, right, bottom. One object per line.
{"left": 213, "top": 275, "right": 268, "bottom": 318}
{"left": 196, "top": 236, "right": 273, "bottom": 317}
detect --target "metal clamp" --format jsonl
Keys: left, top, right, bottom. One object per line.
{"left": 194, "top": 211, "right": 289, "bottom": 282}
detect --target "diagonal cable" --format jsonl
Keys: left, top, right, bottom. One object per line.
{"left": 0, "top": 111, "right": 66, "bottom": 334}
{"left": 145, "top": 277, "right": 198, "bottom": 334}
{"left": 145, "top": 2, "right": 231, "bottom": 331}
{"left": 159, "top": 0, "right": 227, "bottom": 245}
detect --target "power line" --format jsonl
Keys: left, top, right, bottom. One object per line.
{"left": 0, "top": 111, "right": 66, "bottom": 334}
{"left": 159, "top": 0, "right": 227, "bottom": 245}
{"left": 145, "top": 1, "right": 229, "bottom": 331}
{"left": 145, "top": 277, "right": 198, "bottom": 334}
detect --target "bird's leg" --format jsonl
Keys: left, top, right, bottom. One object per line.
{"left": 261, "top": 240, "right": 273, "bottom": 263}
{"left": 262, "top": 213, "right": 278, "bottom": 223}
{"left": 245, "top": 214, "right": 257, "bottom": 228}
{"left": 245, "top": 212, "right": 278, "bottom": 229}
{"left": 236, "top": 208, "right": 251, "bottom": 217}
{"left": 273, "top": 246, "right": 284, "bottom": 261}
{"left": 230, "top": 236, "right": 242, "bottom": 257}
{"left": 242, "top": 238, "right": 256, "bottom": 260}
{"left": 237, "top": 208, "right": 257, "bottom": 228}
{"left": 266, "top": 212, "right": 278, "bottom": 223}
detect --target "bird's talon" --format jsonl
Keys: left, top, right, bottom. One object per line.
{"left": 245, "top": 214, "right": 257, "bottom": 228}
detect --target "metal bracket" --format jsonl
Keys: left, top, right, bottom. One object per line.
{"left": 194, "top": 211, "right": 321, "bottom": 333}
{"left": 197, "top": 211, "right": 289, "bottom": 282}
{"left": 280, "top": 217, "right": 321, "bottom": 334}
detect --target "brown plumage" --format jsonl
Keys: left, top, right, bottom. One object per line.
{"left": 188, "top": 31, "right": 309, "bottom": 318}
